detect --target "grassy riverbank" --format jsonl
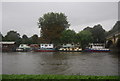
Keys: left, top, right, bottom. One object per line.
{"left": 1, "top": 74, "right": 119, "bottom": 79}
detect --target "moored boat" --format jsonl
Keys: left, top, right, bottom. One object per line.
{"left": 34, "top": 44, "right": 56, "bottom": 52}
{"left": 58, "top": 44, "right": 82, "bottom": 52}
{"left": 84, "top": 43, "right": 110, "bottom": 52}
{"left": 16, "top": 44, "right": 31, "bottom": 52}
{"left": 58, "top": 47, "right": 82, "bottom": 52}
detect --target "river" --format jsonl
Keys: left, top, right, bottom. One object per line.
{"left": 2, "top": 52, "right": 119, "bottom": 76}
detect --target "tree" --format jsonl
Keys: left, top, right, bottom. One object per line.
{"left": 83, "top": 26, "right": 92, "bottom": 32}
{"left": 31, "top": 34, "right": 38, "bottom": 44}
{"left": 91, "top": 24, "right": 106, "bottom": 43}
{"left": 21, "top": 34, "right": 29, "bottom": 44}
{"left": 60, "top": 29, "right": 77, "bottom": 43}
{"left": 77, "top": 30, "right": 93, "bottom": 48}
{"left": 4, "top": 31, "right": 21, "bottom": 41}
{"left": 83, "top": 24, "right": 106, "bottom": 43}
{"left": 3, "top": 31, "right": 21, "bottom": 46}
{"left": 38, "top": 12, "right": 70, "bottom": 43}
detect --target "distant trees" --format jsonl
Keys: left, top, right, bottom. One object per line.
{"left": 31, "top": 34, "right": 39, "bottom": 44}
{"left": 1, "top": 30, "right": 39, "bottom": 46}
{"left": 21, "top": 34, "right": 29, "bottom": 44}
{"left": 60, "top": 29, "right": 77, "bottom": 43}
{"left": 21, "top": 34, "right": 39, "bottom": 44}
{"left": 77, "top": 30, "right": 93, "bottom": 48}
{"left": 3, "top": 31, "right": 21, "bottom": 41}
{"left": 38, "top": 12, "right": 70, "bottom": 43}
{"left": 2, "top": 31, "right": 21, "bottom": 46}
{"left": 84, "top": 24, "right": 106, "bottom": 43}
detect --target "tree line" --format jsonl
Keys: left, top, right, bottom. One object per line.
{"left": 0, "top": 12, "right": 119, "bottom": 48}
{"left": 1, "top": 31, "right": 39, "bottom": 46}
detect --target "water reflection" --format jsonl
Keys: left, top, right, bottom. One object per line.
{"left": 2, "top": 52, "right": 119, "bottom": 75}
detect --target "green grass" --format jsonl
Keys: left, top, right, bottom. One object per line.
{"left": 1, "top": 74, "right": 120, "bottom": 79}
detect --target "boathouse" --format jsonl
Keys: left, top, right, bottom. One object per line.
{"left": 0, "top": 42, "right": 15, "bottom": 52}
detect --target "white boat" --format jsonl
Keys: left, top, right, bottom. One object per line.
{"left": 84, "top": 43, "right": 110, "bottom": 52}
{"left": 16, "top": 44, "right": 31, "bottom": 52}
{"left": 58, "top": 44, "right": 82, "bottom": 52}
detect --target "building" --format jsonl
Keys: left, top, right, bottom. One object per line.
{"left": 0, "top": 42, "right": 15, "bottom": 52}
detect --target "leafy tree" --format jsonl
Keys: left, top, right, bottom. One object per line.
{"left": 38, "top": 12, "right": 70, "bottom": 43}
{"left": 83, "top": 26, "right": 92, "bottom": 32}
{"left": 21, "top": 34, "right": 29, "bottom": 44}
{"left": 91, "top": 24, "right": 106, "bottom": 43}
{"left": 77, "top": 30, "right": 93, "bottom": 48}
{"left": 83, "top": 24, "right": 106, "bottom": 43}
{"left": 4, "top": 31, "right": 21, "bottom": 41}
{"left": 31, "top": 34, "right": 39, "bottom": 44}
{"left": 60, "top": 29, "right": 77, "bottom": 43}
{"left": 3, "top": 31, "right": 21, "bottom": 46}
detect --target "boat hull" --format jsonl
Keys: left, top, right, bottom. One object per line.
{"left": 58, "top": 50, "right": 82, "bottom": 52}
{"left": 84, "top": 49, "right": 110, "bottom": 52}
{"left": 34, "top": 48, "right": 56, "bottom": 52}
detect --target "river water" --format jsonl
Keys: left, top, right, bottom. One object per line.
{"left": 2, "top": 52, "right": 119, "bottom": 76}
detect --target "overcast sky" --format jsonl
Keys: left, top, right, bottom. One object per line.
{"left": 2, "top": 2, "right": 118, "bottom": 37}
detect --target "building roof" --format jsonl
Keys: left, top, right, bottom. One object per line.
{"left": 0, "top": 42, "right": 15, "bottom": 44}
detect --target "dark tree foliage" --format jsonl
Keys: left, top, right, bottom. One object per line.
{"left": 31, "top": 34, "right": 39, "bottom": 44}
{"left": 83, "top": 27, "right": 92, "bottom": 32}
{"left": 21, "top": 34, "right": 29, "bottom": 44}
{"left": 77, "top": 30, "right": 93, "bottom": 48}
{"left": 4, "top": 31, "right": 21, "bottom": 41}
{"left": 38, "top": 12, "right": 70, "bottom": 43}
{"left": 92, "top": 24, "right": 106, "bottom": 43}
{"left": 3, "top": 31, "right": 21, "bottom": 46}
{"left": 60, "top": 29, "right": 77, "bottom": 43}
{"left": 83, "top": 24, "right": 106, "bottom": 43}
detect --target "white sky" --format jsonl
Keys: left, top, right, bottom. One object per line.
{"left": 0, "top": 0, "right": 119, "bottom": 37}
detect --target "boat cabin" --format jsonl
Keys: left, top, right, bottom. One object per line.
{"left": 62, "top": 44, "right": 74, "bottom": 48}
{"left": 61, "top": 43, "right": 80, "bottom": 48}
{"left": 88, "top": 43, "right": 105, "bottom": 49}
{"left": 19, "top": 44, "right": 30, "bottom": 49}
{"left": 40, "top": 44, "right": 54, "bottom": 49}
